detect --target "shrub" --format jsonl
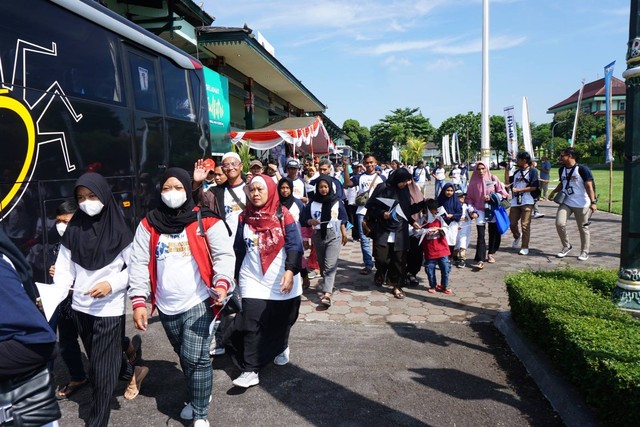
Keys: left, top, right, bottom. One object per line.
{"left": 505, "top": 268, "right": 640, "bottom": 427}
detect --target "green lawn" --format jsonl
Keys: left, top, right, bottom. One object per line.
{"left": 590, "top": 169, "right": 623, "bottom": 215}
{"left": 546, "top": 168, "right": 623, "bottom": 214}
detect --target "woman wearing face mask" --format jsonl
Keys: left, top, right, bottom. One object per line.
{"left": 53, "top": 173, "right": 133, "bottom": 427}
{"left": 299, "top": 175, "right": 348, "bottom": 307}
{"left": 128, "top": 168, "right": 235, "bottom": 427}
{"left": 224, "top": 174, "right": 303, "bottom": 388}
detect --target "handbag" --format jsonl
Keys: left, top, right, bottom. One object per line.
{"left": 553, "top": 191, "right": 567, "bottom": 205}
{"left": 499, "top": 198, "right": 511, "bottom": 209}
{"left": 355, "top": 175, "right": 380, "bottom": 206}
{"left": 494, "top": 206, "right": 510, "bottom": 235}
{"left": 0, "top": 366, "right": 61, "bottom": 427}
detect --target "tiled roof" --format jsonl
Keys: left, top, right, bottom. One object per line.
{"left": 547, "top": 76, "right": 626, "bottom": 111}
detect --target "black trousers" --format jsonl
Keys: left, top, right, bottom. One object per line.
{"left": 373, "top": 242, "right": 407, "bottom": 286}
{"left": 346, "top": 204, "right": 359, "bottom": 240}
{"left": 474, "top": 222, "right": 502, "bottom": 262}
{"left": 73, "top": 310, "right": 124, "bottom": 427}
{"left": 406, "top": 236, "right": 423, "bottom": 276}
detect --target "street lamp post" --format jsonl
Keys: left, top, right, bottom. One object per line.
{"left": 615, "top": 0, "right": 640, "bottom": 309}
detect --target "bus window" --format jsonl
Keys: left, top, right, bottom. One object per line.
{"left": 128, "top": 51, "right": 160, "bottom": 113}
{"left": 161, "top": 57, "right": 194, "bottom": 121}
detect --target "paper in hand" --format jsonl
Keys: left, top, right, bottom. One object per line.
{"left": 35, "top": 282, "right": 70, "bottom": 321}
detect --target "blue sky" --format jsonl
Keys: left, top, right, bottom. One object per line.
{"left": 202, "top": 0, "right": 628, "bottom": 129}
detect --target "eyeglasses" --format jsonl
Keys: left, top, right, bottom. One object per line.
{"left": 221, "top": 161, "right": 241, "bottom": 169}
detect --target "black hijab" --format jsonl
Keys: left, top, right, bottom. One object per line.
{"left": 311, "top": 174, "right": 339, "bottom": 238}
{"left": 385, "top": 167, "right": 412, "bottom": 224}
{"left": 61, "top": 173, "right": 133, "bottom": 270}
{"left": 146, "top": 167, "right": 218, "bottom": 234}
{"left": 278, "top": 177, "right": 295, "bottom": 210}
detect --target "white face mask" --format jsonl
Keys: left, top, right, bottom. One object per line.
{"left": 161, "top": 189, "right": 187, "bottom": 209}
{"left": 55, "top": 222, "right": 67, "bottom": 237}
{"left": 79, "top": 199, "right": 104, "bottom": 217}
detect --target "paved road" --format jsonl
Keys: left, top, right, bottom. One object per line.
{"left": 56, "top": 200, "right": 620, "bottom": 426}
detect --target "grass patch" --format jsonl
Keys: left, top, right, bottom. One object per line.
{"left": 505, "top": 268, "right": 640, "bottom": 426}
{"left": 546, "top": 168, "right": 622, "bottom": 214}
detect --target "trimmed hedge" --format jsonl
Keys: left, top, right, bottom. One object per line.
{"left": 505, "top": 268, "right": 640, "bottom": 427}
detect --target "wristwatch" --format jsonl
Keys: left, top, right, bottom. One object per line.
{"left": 591, "top": 201, "right": 597, "bottom": 205}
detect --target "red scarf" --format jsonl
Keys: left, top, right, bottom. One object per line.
{"left": 241, "top": 175, "right": 294, "bottom": 274}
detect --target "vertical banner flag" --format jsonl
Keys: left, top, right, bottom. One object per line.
{"left": 203, "top": 67, "right": 231, "bottom": 155}
{"left": 455, "top": 131, "right": 461, "bottom": 163}
{"left": 522, "top": 97, "right": 534, "bottom": 158}
{"left": 451, "top": 132, "right": 458, "bottom": 164}
{"left": 604, "top": 61, "right": 616, "bottom": 163}
{"left": 503, "top": 106, "right": 518, "bottom": 159}
{"left": 442, "top": 134, "right": 451, "bottom": 165}
{"left": 570, "top": 80, "right": 585, "bottom": 147}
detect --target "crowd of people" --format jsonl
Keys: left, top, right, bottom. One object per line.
{"left": 0, "top": 146, "right": 598, "bottom": 427}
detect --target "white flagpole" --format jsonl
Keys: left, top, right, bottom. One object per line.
{"left": 451, "top": 134, "right": 457, "bottom": 164}
{"left": 455, "top": 132, "right": 461, "bottom": 163}
{"left": 570, "top": 80, "right": 585, "bottom": 147}
{"left": 522, "top": 96, "right": 534, "bottom": 158}
{"left": 480, "top": 0, "right": 491, "bottom": 165}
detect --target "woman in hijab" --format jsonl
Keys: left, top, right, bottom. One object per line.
{"left": 224, "top": 174, "right": 303, "bottom": 388}
{"left": 128, "top": 167, "right": 235, "bottom": 427}
{"left": 365, "top": 168, "right": 422, "bottom": 299}
{"left": 405, "top": 179, "right": 426, "bottom": 288}
{"left": 437, "top": 182, "right": 463, "bottom": 257}
{"left": 300, "top": 175, "right": 348, "bottom": 307}
{"left": 464, "top": 162, "right": 510, "bottom": 269}
{"left": 53, "top": 172, "right": 133, "bottom": 427}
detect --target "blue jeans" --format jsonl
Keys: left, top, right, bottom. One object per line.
{"left": 425, "top": 256, "right": 450, "bottom": 289}
{"left": 434, "top": 179, "right": 445, "bottom": 198}
{"left": 357, "top": 214, "right": 373, "bottom": 269}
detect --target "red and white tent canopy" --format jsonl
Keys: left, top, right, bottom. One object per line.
{"left": 230, "top": 116, "right": 335, "bottom": 155}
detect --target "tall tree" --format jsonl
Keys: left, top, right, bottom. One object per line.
{"left": 437, "top": 112, "right": 481, "bottom": 162}
{"left": 370, "top": 107, "right": 435, "bottom": 161}
{"left": 342, "top": 119, "right": 371, "bottom": 154}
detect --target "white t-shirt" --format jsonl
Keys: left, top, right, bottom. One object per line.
{"left": 291, "top": 178, "right": 306, "bottom": 200}
{"left": 561, "top": 166, "right": 591, "bottom": 208}
{"left": 434, "top": 168, "right": 446, "bottom": 181}
{"left": 450, "top": 168, "right": 461, "bottom": 184}
{"left": 309, "top": 201, "right": 341, "bottom": 234}
{"left": 414, "top": 167, "right": 427, "bottom": 184}
{"left": 512, "top": 168, "right": 535, "bottom": 206}
{"left": 155, "top": 230, "right": 210, "bottom": 315}
{"left": 223, "top": 183, "right": 246, "bottom": 240}
{"left": 238, "top": 224, "right": 302, "bottom": 300}
{"left": 355, "top": 173, "right": 383, "bottom": 215}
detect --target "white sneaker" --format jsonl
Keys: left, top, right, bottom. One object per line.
{"left": 533, "top": 212, "right": 545, "bottom": 219}
{"left": 193, "top": 420, "right": 210, "bottom": 427}
{"left": 232, "top": 371, "right": 259, "bottom": 388}
{"left": 519, "top": 248, "right": 529, "bottom": 255}
{"left": 274, "top": 347, "right": 290, "bottom": 366}
{"left": 556, "top": 244, "right": 573, "bottom": 258}
{"left": 180, "top": 396, "right": 212, "bottom": 420}
{"left": 209, "top": 347, "right": 225, "bottom": 356}
{"left": 511, "top": 237, "right": 521, "bottom": 249}
{"left": 577, "top": 251, "right": 589, "bottom": 261}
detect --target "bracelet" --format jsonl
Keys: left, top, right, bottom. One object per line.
{"left": 591, "top": 201, "right": 597, "bottom": 205}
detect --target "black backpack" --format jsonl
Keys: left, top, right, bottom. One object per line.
{"left": 514, "top": 169, "right": 541, "bottom": 200}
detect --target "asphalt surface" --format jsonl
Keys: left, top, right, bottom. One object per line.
{"left": 55, "top": 197, "right": 621, "bottom": 426}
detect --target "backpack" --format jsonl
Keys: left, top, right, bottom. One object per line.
{"left": 515, "top": 169, "right": 541, "bottom": 200}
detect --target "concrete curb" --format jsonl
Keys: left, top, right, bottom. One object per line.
{"left": 494, "top": 312, "right": 599, "bottom": 427}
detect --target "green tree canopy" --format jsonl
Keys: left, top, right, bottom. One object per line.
{"left": 370, "top": 107, "right": 435, "bottom": 161}
{"left": 437, "top": 112, "right": 481, "bottom": 162}
{"left": 342, "top": 119, "right": 371, "bottom": 154}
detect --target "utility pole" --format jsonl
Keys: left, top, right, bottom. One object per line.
{"left": 615, "top": 0, "right": 640, "bottom": 309}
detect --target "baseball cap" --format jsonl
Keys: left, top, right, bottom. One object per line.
{"left": 249, "top": 159, "right": 263, "bottom": 169}
{"left": 202, "top": 158, "right": 215, "bottom": 173}
{"left": 286, "top": 159, "right": 301, "bottom": 169}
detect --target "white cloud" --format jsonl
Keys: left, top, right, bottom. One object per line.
{"left": 426, "top": 58, "right": 464, "bottom": 71}
{"left": 382, "top": 55, "right": 412, "bottom": 71}
{"left": 433, "top": 35, "right": 527, "bottom": 55}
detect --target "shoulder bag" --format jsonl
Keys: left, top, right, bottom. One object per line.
{"left": 0, "top": 366, "right": 61, "bottom": 426}
{"left": 494, "top": 206, "right": 510, "bottom": 235}
{"left": 355, "top": 175, "right": 380, "bottom": 206}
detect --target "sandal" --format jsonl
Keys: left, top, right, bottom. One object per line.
{"left": 427, "top": 288, "right": 437, "bottom": 294}
{"left": 442, "top": 289, "right": 453, "bottom": 295}
{"left": 124, "top": 365, "right": 149, "bottom": 400}
{"left": 487, "top": 254, "right": 496, "bottom": 264}
{"left": 374, "top": 274, "right": 385, "bottom": 287}
{"left": 474, "top": 261, "right": 484, "bottom": 270}
{"left": 392, "top": 288, "right": 405, "bottom": 299}
{"left": 56, "top": 378, "right": 88, "bottom": 400}
{"left": 320, "top": 294, "right": 332, "bottom": 307}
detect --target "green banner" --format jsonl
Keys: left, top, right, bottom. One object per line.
{"left": 203, "top": 67, "right": 230, "bottom": 155}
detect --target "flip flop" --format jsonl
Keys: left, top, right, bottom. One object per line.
{"left": 124, "top": 366, "right": 149, "bottom": 400}
{"left": 56, "top": 379, "right": 88, "bottom": 400}
{"left": 320, "top": 295, "right": 332, "bottom": 307}
{"left": 393, "top": 288, "right": 405, "bottom": 299}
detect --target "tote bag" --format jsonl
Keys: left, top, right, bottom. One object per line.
{"left": 494, "top": 206, "right": 510, "bottom": 235}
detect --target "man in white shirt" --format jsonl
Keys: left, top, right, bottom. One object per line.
{"left": 413, "top": 160, "right": 429, "bottom": 197}
{"left": 508, "top": 152, "right": 539, "bottom": 255}
{"left": 342, "top": 154, "right": 386, "bottom": 275}
{"left": 285, "top": 159, "right": 307, "bottom": 203}
{"left": 431, "top": 162, "right": 446, "bottom": 197}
